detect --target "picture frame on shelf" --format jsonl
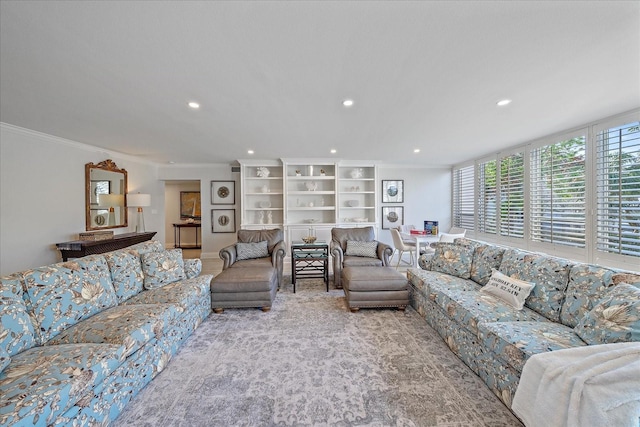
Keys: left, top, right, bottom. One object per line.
{"left": 180, "top": 191, "right": 201, "bottom": 220}
{"left": 211, "top": 181, "right": 235, "bottom": 205}
{"left": 382, "top": 180, "right": 404, "bottom": 203}
{"left": 212, "top": 209, "right": 236, "bottom": 233}
{"left": 382, "top": 206, "right": 404, "bottom": 229}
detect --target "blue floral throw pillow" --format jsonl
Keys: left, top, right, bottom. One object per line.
{"left": 141, "top": 249, "right": 186, "bottom": 290}
{"left": 236, "top": 241, "right": 269, "bottom": 261}
{"left": 0, "top": 347, "right": 10, "bottom": 373}
{"left": 430, "top": 243, "right": 474, "bottom": 279}
{"left": 574, "top": 283, "right": 640, "bottom": 344}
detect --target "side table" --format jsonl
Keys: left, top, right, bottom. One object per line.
{"left": 291, "top": 241, "right": 329, "bottom": 293}
{"left": 173, "top": 223, "right": 201, "bottom": 249}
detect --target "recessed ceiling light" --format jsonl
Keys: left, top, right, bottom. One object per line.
{"left": 188, "top": 102, "right": 200, "bottom": 109}
{"left": 330, "top": 149, "right": 337, "bottom": 154}
{"left": 247, "top": 150, "right": 254, "bottom": 155}
{"left": 342, "top": 99, "right": 354, "bottom": 107}
{"left": 414, "top": 149, "right": 421, "bottom": 153}
{"left": 497, "top": 99, "right": 512, "bottom": 107}
{"left": 168, "top": 161, "right": 176, "bottom": 164}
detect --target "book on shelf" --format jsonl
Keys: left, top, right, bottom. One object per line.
{"left": 423, "top": 221, "right": 439, "bottom": 235}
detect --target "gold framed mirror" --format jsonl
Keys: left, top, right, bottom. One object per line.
{"left": 85, "top": 159, "right": 128, "bottom": 231}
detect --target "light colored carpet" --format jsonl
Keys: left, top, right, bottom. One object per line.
{"left": 113, "top": 278, "right": 523, "bottom": 427}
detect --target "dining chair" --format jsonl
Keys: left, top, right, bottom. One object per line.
{"left": 390, "top": 228, "right": 417, "bottom": 269}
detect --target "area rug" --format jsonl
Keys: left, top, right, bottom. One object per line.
{"left": 113, "top": 278, "right": 522, "bottom": 427}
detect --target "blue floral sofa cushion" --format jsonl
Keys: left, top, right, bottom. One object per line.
{"left": 560, "top": 264, "right": 640, "bottom": 327}
{"left": 123, "top": 276, "right": 209, "bottom": 313}
{"left": 430, "top": 243, "right": 475, "bottom": 279}
{"left": 141, "top": 249, "right": 186, "bottom": 290}
{"left": 127, "top": 239, "right": 164, "bottom": 256}
{"left": 470, "top": 245, "right": 506, "bottom": 286}
{"left": 0, "top": 275, "right": 37, "bottom": 356}
{"left": 478, "top": 321, "right": 587, "bottom": 374}
{"left": 23, "top": 262, "right": 118, "bottom": 344}
{"left": 46, "top": 304, "right": 177, "bottom": 359}
{"left": 104, "top": 249, "right": 145, "bottom": 303}
{"left": 0, "top": 348, "right": 9, "bottom": 373}
{"left": 574, "top": 283, "right": 640, "bottom": 344}
{"left": 0, "top": 343, "right": 125, "bottom": 427}
{"left": 499, "top": 249, "right": 573, "bottom": 322}
{"left": 184, "top": 258, "right": 203, "bottom": 279}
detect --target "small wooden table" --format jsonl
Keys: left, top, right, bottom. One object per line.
{"left": 56, "top": 232, "right": 157, "bottom": 261}
{"left": 291, "top": 241, "right": 329, "bottom": 293}
{"left": 173, "top": 223, "right": 201, "bottom": 249}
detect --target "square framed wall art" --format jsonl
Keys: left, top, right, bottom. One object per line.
{"left": 211, "top": 209, "right": 236, "bottom": 233}
{"left": 382, "top": 206, "right": 404, "bottom": 229}
{"left": 382, "top": 180, "right": 404, "bottom": 203}
{"left": 211, "top": 181, "right": 235, "bottom": 205}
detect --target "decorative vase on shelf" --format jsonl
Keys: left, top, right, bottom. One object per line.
{"left": 257, "top": 167, "right": 270, "bottom": 178}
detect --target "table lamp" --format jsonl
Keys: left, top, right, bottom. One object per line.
{"left": 97, "top": 193, "right": 125, "bottom": 226}
{"left": 127, "top": 193, "right": 151, "bottom": 232}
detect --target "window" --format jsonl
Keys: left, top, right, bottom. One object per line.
{"left": 452, "top": 109, "right": 639, "bottom": 267}
{"left": 596, "top": 120, "right": 640, "bottom": 258}
{"left": 530, "top": 135, "right": 586, "bottom": 248}
{"left": 452, "top": 165, "right": 475, "bottom": 231}
{"left": 499, "top": 152, "right": 525, "bottom": 238}
{"left": 477, "top": 159, "right": 497, "bottom": 234}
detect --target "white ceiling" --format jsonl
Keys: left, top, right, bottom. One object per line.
{"left": 1, "top": 1, "right": 638, "bottom": 166}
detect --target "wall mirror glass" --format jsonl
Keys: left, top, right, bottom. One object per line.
{"left": 86, "top": 159, "right": 128, "bottom": 230}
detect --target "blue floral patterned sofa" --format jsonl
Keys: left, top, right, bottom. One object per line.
{"left": 0, "top": 240, "right": 212, "bottom": 426}
{"left": 408, "top": 238, "right": 640, "bottom": 410}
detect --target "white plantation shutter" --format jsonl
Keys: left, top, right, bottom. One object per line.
{"left": 530, "top": 136, "right": 586, "bottom": 247}
{"left": 477, "top": 159, "right": 497, "bottom": 234}
{"left": 453, "top": 165, "right": 475, "bottom": 231}
{"left": 499, "top": 152, "right": 525, "bottom": 238}
{"left": 596, "top": 121, "right": 640, "bottom": 257}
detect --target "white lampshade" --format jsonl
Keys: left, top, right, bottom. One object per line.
{"left": 127, "top": 193, "right": 151, "bottom": 207}
{"left": 97, "top": 193, "right": 124, "bottom": 208}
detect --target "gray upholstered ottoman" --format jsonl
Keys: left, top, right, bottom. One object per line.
{"left": 211, "top": 266, "right": 277, "bottom": 313}
{"left": 342, "top": 266, "right": 409, "bottom": 312}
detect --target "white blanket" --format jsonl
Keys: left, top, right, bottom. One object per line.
{"left": 512, "top": 341, "right": 640, "bottom": 427}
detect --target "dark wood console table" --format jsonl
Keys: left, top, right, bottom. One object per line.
{"left": 56, "top": 232, "right": 157, "bottom": 261}
{"left": 173, "top": 223, "right": 201, "bottom": 249}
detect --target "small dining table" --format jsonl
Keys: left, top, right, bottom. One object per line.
{"left": 400, "top": 233, "right": 440, "bottom": 268}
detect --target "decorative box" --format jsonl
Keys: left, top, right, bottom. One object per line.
{"left": 79, "top": 231, "right": 114, "bottom": 241}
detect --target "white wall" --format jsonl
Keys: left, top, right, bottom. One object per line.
{"left": 0, "top": 123, "right": 452, "bottom": 273}
{"left": 0, "top": 124, "right": 164, "bottom": 275}
{"left": 377, "top": 165, "right": 451, "bottom": 247}
{"left": 159, "top": 165, "right": 238, "bottom": 258}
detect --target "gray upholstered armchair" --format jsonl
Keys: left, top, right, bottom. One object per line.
{"left": 330, "top": 226, "right": 393, "bottom": 288}
{"left": 219, "top": 228, "right": 287, "bottom": 288}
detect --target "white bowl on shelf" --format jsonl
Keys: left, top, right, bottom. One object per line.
{"left": 259, "top": 201, "right": 272, "bottom": 208}
{"left": 346, "top": 200, "right": 359, "bottom": 207}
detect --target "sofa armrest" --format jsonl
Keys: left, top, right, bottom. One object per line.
{"left": 330, "top": 241, "right": 345, "bottom": 287}
{"left": 219, "top": 244, "right": 237, "bottom": 270}
{"left": 271, "top": 240, "right": 286, "bottom": 288}
{"left": 271, "top": 240, "right": 286, "bottom": 266}
{"left": 377, "top": 242, "right": 393, "bottom": 266}
{"left": 184, "top": 258, "right": 202, "bottom": 279}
